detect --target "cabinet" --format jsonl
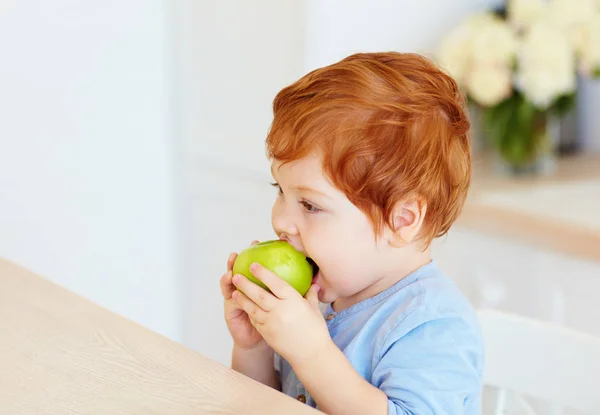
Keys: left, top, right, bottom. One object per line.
{"left": 433, "top": 227, "right": 600, "bottom": 337}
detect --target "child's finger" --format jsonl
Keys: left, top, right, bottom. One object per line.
{"left": 226, "top": 252, "right": 237, "bottom": 273}
{"left": 220, "top": 271, "right": 235, "bottom": 299}
{"left": 305, "top": 283, "right": 320, "bottom": 310}
{"left": 223, "top": 297, "right": 244, "bottom": 320}
{"left": 248, "top": 262, "right": 298, "bottom": 300}
{"left": 232, "top": 273, "right": 276, "bottom": 311}
{"left": 232, "top": 290, "right": 266, "bottom": 324}
{"left": 250, "top": 240, "right": 260, "bottom": 246}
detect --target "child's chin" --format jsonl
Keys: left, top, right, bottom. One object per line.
{"left": 317, "top": 289, "right": 335, "bottom": 304}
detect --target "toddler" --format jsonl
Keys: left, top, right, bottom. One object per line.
{"left": 220, "top": 52, "right": 484, "bottom": 415}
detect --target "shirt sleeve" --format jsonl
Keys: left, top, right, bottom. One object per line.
{"left": 371, "top": 313, "right": 484, "bottom": 415}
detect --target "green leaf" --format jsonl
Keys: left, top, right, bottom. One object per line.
{"left": 480, "top": 93, "right": 552, "bottom": 168}
{"left": 551, "top": 93, "right": 576, "bottom": 116}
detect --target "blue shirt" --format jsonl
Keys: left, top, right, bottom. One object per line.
{"left": 274, "top": 261, "right": 484, "bottom": 414}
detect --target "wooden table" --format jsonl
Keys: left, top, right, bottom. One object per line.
{"left": 0, "top": 258, "right": 320, "bottom": 414}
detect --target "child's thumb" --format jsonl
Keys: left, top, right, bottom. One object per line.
{"left": 305, "top": 284, "right": 320, "bottom": 309}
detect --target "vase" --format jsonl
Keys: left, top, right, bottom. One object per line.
{"left": 478, "top": 93, "right": 560, "bottom": 177}
{"left": 492, "top": 114, "right": 559, "bottom": 176}
{"left": 577, "top": 75, "right": 600, "bottom": 153}
{"left": 468, "top": 104, "right": 492, "bottom": 154}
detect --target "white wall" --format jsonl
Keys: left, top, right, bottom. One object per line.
{"left": 172, "top": 0, "right": 308, "bottom": 363}
{"left": 303, "top": 0, "right": 503, "bottom": 71}
{"left": 0, "top": 1, "right": 181, "bottom": 340}
{"left": 173, "top": 0, "right": 308, "bottom": 174}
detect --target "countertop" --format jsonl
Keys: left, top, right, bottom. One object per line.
{"left": 457, "top": 153, "right": 600, "bottom": 263}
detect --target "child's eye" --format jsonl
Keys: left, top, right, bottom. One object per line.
{"left": 271, "top": 182, "right": 283, "bottom": 195}
{"left": 300, "top": 200, "right": 321, "bottom": 213}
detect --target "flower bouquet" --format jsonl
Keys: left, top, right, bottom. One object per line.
{"left": 438, "top": 0, "right": 600, "bottom": 174}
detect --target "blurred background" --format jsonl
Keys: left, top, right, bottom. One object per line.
{"left": 0, "top": 0, "right": 599, "bottom": 411}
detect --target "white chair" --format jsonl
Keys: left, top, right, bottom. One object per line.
{"left": 477, "top": 309, "right": 600, "bottom": 415}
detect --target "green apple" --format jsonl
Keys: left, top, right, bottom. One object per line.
{"left": 232, "top": 240, "right": 314, "bottom": 296}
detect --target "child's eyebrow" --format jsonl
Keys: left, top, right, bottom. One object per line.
{"left": 292, "top": 185, "right": 331, "bottom": 199}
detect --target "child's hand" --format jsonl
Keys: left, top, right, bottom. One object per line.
{"left": 220, "top": 242, "right": 266, "bottom": 351}
{"left": 231, "top": 262, "right": 332, "bottom": 366}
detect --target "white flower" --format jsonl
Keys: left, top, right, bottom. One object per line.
{"left": 571, "top": 14, "right": 600, "bottom": 76}
{"left": 471, "top": 15, "right": 518, "bottom": 67}
{"left": 516, "top": 20, "right": 576, "bottom": 108}
{"left": 437, "top": 13, "right": 517, "bottom": 85}
{"left": 547, "top": 0, "right": 596, "bottom": 30}
{"left": 466, "top": 64, "right": 513, "bottom": 106}
{"left": 547, "top": 0, "right": 599, "bottom": 76}
{"left": 438, "top": 21, "right": 475, "bottom": 84}
{"left": 466, "top": 11, "right": 502, "bottom": 30}
{"left": 507, "top": 0, "right": 547, "bottom": 29}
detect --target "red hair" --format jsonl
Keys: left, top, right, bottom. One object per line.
{"left": 265, "top": 52, "right": 471, "bottom": 245}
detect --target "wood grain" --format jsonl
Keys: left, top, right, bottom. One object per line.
{"left": 0, "top": 258, "right": 320, "bottom": 415}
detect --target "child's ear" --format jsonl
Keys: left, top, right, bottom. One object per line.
{"left": 387, "top": 197, "right": 426, "bottom": 247}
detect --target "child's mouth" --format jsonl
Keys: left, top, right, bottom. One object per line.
{"left": 306, "top": 257, "right": 319, "bottom": 279}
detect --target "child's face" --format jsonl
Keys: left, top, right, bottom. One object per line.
{"left": 270, "top": 154, "right": 392, "bottom": 307}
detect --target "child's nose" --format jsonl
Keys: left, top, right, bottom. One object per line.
{"left": 271, "top": 205, "right": 299, "bottom": 238}
{"left": 272, "top": 217, "right": 299, "bottom": 238}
